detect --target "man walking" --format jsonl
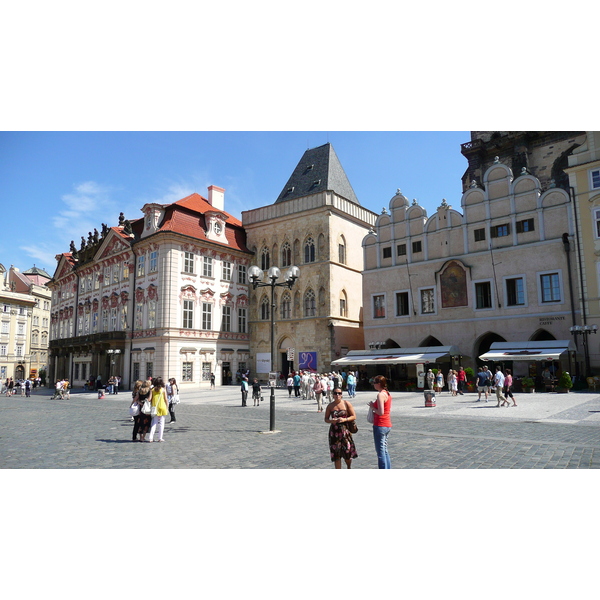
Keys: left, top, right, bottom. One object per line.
{"left": 493, "top": 367, "right": 507, "bottom": 407}
{"left": 476, "top": 367, "right": 490, "bottom": 402}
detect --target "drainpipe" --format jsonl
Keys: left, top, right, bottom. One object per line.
{"left": 569, "top": 186, "right": 587, "bottom": 327}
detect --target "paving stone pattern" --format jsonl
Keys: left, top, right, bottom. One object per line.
{"left": 1, "top": 387, "right": 600, "bottom": 469}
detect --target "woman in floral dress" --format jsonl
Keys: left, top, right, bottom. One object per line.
{"left": 324, "top": 388, "right": 358, "bottom": 469}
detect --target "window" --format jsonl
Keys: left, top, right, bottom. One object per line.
{"left": 590, "top": 169, "right": 600, "bottom": 190}
{"left": 112, "top": 265, "right": 120, "bottom": 283}
{"left": 0, "top": 345, "right": 6, "bottom": 356}
{"left": 238, "top": 265, "right": 247, "bottom": 284}
{"left": 102, "top": 310, "right": 109, "bottom": 331}
{"left": 137, "top": 257, "right": 145, "bottom": 277}
{"left": 87, "top": 275, "right": 93, "bottom": 291}
{"left": 32, "top": 331, "right": 39, "bottom": 345}
{"left": 80, "top": 278, "right": 85, "bottom": 293}
{"left": 221, "top": 306, "right": 231, "bottom": 332}
{"left": 133, "top": 363, "right": 140, "bottom": 382}
{"left": 1, "top": 321, "right": 8, "bottom": 334}
{"left": 338, "top": 241, "right": 346, "bottom": 265}
{"left": 135, "top": 304, "right": 143, "bottom": 329}
{"left": 74, "top": 364, "right": 80, "bottom": 381}
{"left": 16, "top": 345, "right": 23, "bottom": 357}
{"left": 202, "top": 303, "right": 212, "bottom": 329}
{"left": 382, "top": 247, "right": 392, "bottom": 259}
{"left": 491, "top": 224, "right": 510, "bottom": 238}
{"left": 203, "top": 256, "right": 213, "bottom": 277}
{"left": 222, "top": 261, "right": 232, "bottom": 281}
{"left": 373, "top": 294, "right": 385, "bottom": 319}
{"left": 475, "top": 281, "right": 493, "bottom": 309}
{"left": 540, "top": 273, "right": 561, "bottom": 303}
{"left": 260, "top": 296, "right": 270, "bottom": 320}
{"left": 281, "top": 292, "right": 291, "bottom": 319}
{"left": 304, "top": 237, "right": 315, "bottom": 263}
{"left": 397, "top": 244, "right": 406, "bottom": 256}
{"left": 304, "top": 289, "right": 316, "bottom": 317}
{"left": 412, "top": 240, "right": 422, "bottom": 253}
{"left": 182, "top": 362, "right": 193, "bottom": 382}
{"left": 595, "top": 208, "right": 600, "bottom": 238}
{"left": 420, "top": 289, "right": 435, "bottom": 314}
{"left": 238, "top": 308, "right": 247, "bottom": 333}
{"left": 146, "top": 362, "right": 153, "bottom": 379}
{"left": 474, "top": 228, "right": 486, "bottom": 242}
{"left": 183, "top": 252, "right": 194, "bottom": 274}
{"left": 121, "top": 305, "right": 127, "bottom": 330}
{"left": 92, "top": 312, "right": 98, "bottom": 331}
{"left": 282, "top": 243, "right": 292, "bottom": 268}
{"left": 261, "top": 247, "right": 270, "bottom": 271}
{"left": 110, "top": 308, "right": 118, "bottom": 330}
{"left": 202, "top": 362, "right": 211, "bottom": 381}
{"left": 149, "top": 251, "right": 158, "bottom": 272}
{"left": 506, "top": 277, "right": 525, "bottom": 306}
{"left": 94, "top": 274, "right": 100, "bottom": 290}
{"left": 122, "top": 262, "right": 129, "bottom": 280}
{"left": 340, "top": 296, "right": 347, "bottom": 318}
{"left": 516, "top": 219, "right": 534, "bottom": 233}
{"left": 183, "top": 300, "right": 194, "bottom": 329}
{"left": 396, "top": 292, "right": 410, "bottom": 316}
{"left": 148, "top": 300, "right": 156, "bottom": 328}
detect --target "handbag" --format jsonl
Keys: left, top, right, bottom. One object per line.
{"left": 367, "top": 405, "right": 374, "bottom": 424}
{"left": 347, "top": 418, "right": 358, "bottom": 434}
{"left": 172, "top": 394, "right": 180, "bottom": 405}
{"left": 141, "top": 399, "right": 152, "bottom": 415}
{"left": 129, "top": 403, "right": 140, "bottom": 417}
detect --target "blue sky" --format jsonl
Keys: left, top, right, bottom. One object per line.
{"left": 0, "top": 131, "right": 470, "bottom": 275}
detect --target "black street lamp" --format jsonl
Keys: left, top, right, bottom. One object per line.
{"left": 248, "top": 264, "right": 300, "bottom": 432}
{"left": 569, "top": 324, "right": 598, "bottom": 377}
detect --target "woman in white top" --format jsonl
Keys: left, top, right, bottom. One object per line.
{"left": 166, "top": 377, "right": 179, "bottom": 423}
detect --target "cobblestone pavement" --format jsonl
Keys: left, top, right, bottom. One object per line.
{"left": 1, "top": 386, "right": 600, "bottom": 468}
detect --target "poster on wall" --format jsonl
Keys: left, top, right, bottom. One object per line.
{"left": 417, "top": 363, "right": 425, "bottom": 389}
{"left": 256, "top": 353, "right": 271, "bottom": 373}
{"left": 299, "top": 351, "right": 317, "bottom": 371}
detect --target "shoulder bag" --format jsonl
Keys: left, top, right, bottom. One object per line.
{"left": 141, "top": 398, "right": 152, "bottom": 415}
{"left": 129, "top": 403, "right": 140, "bottom": 417}
{"left": 367, "top": 405, "right": 374, "bottom": 424}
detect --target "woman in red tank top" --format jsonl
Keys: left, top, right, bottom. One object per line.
{"left": 368, "top": 375, "right": 392, "bottom": 469}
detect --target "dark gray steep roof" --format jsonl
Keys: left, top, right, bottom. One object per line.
{"left": 275, "top": 143, "right": 360, "bottom": 204}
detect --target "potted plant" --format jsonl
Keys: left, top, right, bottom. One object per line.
{"left": 521, "top": 377, "right": 535, "bottom": 393}
{"left": 557, "top": 372, "right": 573, "bottom": 393}
{"left": 464, "top": 367, "right": 475, "bottom": 392}
{"left": 405, "top": 380, "right": 417, "bottom": 392}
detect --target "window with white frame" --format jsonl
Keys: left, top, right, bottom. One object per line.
{"left": 102, "top": 309, "right": 109, "bottom": 332}
{"left": 112, "top": 264, "right": 120, "bottom": 284}
{"left": 203, "top": 256, "right": 213, "bottom": 277}
{"left": 183, "top": 252, "right": 194, "bottom": 274}
{"left": 122, "top": 262, "right": 130, "bottom": 280}
{"left": 238, "top": 264, "right": 247, "bottom": 284}
{"left": 87, "top": 275, "right": 93, "bottom": 291}
{"left": 149, "top": 251, "right": 158, "bottom": 272}
{"left": 506, "top": 277, "right": 525, "bottom": 306}
{"left": 182, "top": 362, "right": 193, "bottom": 382}
{"left": 92, "top": 312, "right": 98, "bottom": 332}
{"left": 148, "top": 300, "right": 156, "bottom": 329}
{"left": 595, "top": 208, "right": 600, "bottom": 238}
{"left": 590, "top": 169, "right": 600, "bottom": 190}
{"left": 94, "top": 273, "right": 100, "bottom": 290}
{"left": 202, "top": 303, "right": 212, "bottom": 329}
{"left": 183, "top": 300, "right": 194, "bottom": 329}
{"left": 222, "top": 261, "right": 232, "bottom": 281}
{"left": 221, "top": 305, "right": 231, "bottom": 332}
{"left": 202, "top": 362, "right": 211, "bottom": 381}
{"left": 0, "top": 345, "right": 7, "bottom": 356}
{"left": 474, "top": 281, "right": 493, "bottom": 309}
{"left": 16, "top": 345, "right": 23, "bottom": 357}
{"left": 121, "top": 305, "right": 127, "bottom": 330}
{"left": 420, "top": 288, "right": 435, "bottom": 314}
{"left": 238, "top": 307, "right": 247, "bottom": 333}
{"left": 540, "top": 272, "right": 561, "bottom": 303}
{"left": 80, "top": 278, "right": 85, "bottom": 293}
{"left": 396, "top": 291, "right": 410, "bottom": 316}
{"left": 137, "top": 256, "right": 145, "bottom": 277}
{"left": 110, "top": 308, "right": 118, "bottom": 330}
{"left": 135, "top": 304, "right": 143, "bottom": 329}
{"left": 373, "top": 294, "right": 385, "bottom": 319}
{"left": 1, "top": 321, "right": 8, "bottom": 334}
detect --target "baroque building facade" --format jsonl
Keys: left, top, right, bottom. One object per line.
{"left": 242, "top": 143, "right": 377, "bottom": 376}
{"left": 48, "top": 188, "right": 252, "bottom": 389}
{"left": 360, "top": 147, "right": 583, "bottom": 386}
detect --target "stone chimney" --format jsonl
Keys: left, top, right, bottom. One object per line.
{"left": 207, "top": 185, "right": 225, "bottom": 211}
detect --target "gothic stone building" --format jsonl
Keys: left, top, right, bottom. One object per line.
{"left": 242, "top": 143, "right": 377, "bottom": 376}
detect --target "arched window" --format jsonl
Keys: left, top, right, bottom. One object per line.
{"left": 338, "top": 235, "right": 346, "bottom": 265}
{"left": 304, "top": 288, "right": 316, "bottom": 317}
{"left": 281, "top": 291, "right": 291, "bottom": 319}
{"left": 304, "top": 237, "right": 315, "bottom": 263}
{"left": 340, "top": 290, "right": 348, "bottom": 317}
{"left": 260, "top": 295, "right": 270, "bottom": 320}
{"left": 261, "top": 246, "right": 270, "bottom": 271}
{"left": 281, "top": 242, "right": 291, "bottom": 268}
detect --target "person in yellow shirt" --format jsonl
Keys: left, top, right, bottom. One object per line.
{"left": 147, "top": 377, "right": 169, "bottom": 442}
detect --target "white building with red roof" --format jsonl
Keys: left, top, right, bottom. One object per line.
{"left": 48, "top": 187, "right": 252, "bottom": 389}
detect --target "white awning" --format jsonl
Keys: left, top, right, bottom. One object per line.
{"left": 479, "top": 340, "right": 576, "bottom": 362}
{"left": 331, "top": 346, "right": 459, "bottom": 366}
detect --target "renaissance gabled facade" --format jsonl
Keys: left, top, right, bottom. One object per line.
{"left": 242, "top": 143, "right": 377, "bottom": 376}
{"left": 361, "top": 134, "right": 588, "bottom": 385}
{"left": 48, "top": 188, "right": 252, "bottom": 389}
